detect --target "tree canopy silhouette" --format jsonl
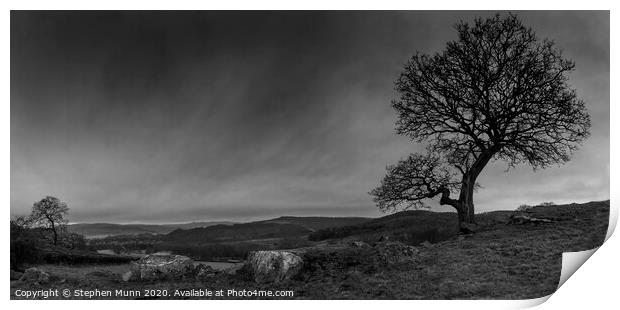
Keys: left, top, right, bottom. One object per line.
{"left": 370, "top": 14, "right": 590, "bottom": 233}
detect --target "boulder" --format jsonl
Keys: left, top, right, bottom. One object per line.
{"left": 121, "top": 270, "right": 135, "bottom": 282}
{"left": 10, "top": 269, "right": 24, "bottom": 281}
{"left": 508, "top": 214, "right": 554, "bottom": 225}
{"left": 247, "top": 250, "right": 304, "bottom": 283}
{"left": 351, "top": 241, "right": 368, "bottom": 248}
{"left": 127, "top": 254, "right": 196, "bottom": 281}
{"left": 19, "top": 268, "right": 50, "bottom": 284}
{"left": 374, "top": 241, "right": 419, "bottom": 263}
{"left": 195, "top": 264, "right": 217, "bottom": 280}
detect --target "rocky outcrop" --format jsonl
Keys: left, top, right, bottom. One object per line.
{"left": 508, "top": 214, "right": 554, "bottom": 225}
{"left": 374, "top": 241, "right": 419, "bottom": 263}
{"left": 124, "top": 254, "right": 196, "bottom": 281}
{"left": 19, "top": 268, "right": 50, "bottom": 284}
{"left": 247, "top": 250, "right": 304, "bottom": 283}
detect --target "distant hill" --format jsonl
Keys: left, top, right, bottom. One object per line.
{"left": 255, "top": 216, "right": 371, "bottom": 231}
{"left": 84, "top": 216, "right": 373, "bottom": 260}
{"left": 163, "top": 216, "right": 372, "bottom": 244}
{"left": 69, "top": 216, "right": 371, "bottom": 239}
{"left": 164, "top": 222, "right": 313, "bottom": 244}
{"left": 67, "top": 221, "right": 235, "bottom": 238}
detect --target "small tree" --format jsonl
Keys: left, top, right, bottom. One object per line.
{"left": 370, "top": 14, "right": 590, "bottom": 233}
{"left": 29, "top": 196, "right": 69, "bottom": 245}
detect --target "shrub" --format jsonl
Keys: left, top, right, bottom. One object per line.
{"left": 10, "top": 220, "right": 43, "bottom": 268}
{"left": 10, "top": 236, "right": 41, "bottom": 268}
{"left": 516, "top": 204, "right": 533, "bottom": 212}
{"left": 58, "top": 232, "right": 87, "bottom": 250}
{"left": 539, "top": 201, "right": 556, "bottom": 207}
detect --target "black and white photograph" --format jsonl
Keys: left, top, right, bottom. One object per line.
{"left": 9, "top": 10, "right": 611, "bottom": 301}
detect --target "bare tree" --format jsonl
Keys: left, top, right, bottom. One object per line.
{"left": 370, "top": 14, "right": 590, "bottom": 233}
{"left": 30, "top": 196, "right": 69, "bottom": 245}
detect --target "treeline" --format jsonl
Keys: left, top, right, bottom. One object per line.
{"left": 86, "top": 233, "right": 162, "bottom": 254}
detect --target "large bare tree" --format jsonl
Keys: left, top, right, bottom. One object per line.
{"left": 370, "top": 14, "right": 590, "bottom": 233}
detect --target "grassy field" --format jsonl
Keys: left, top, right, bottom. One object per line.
{"left": 10, "top": 200, "right": 609, "bottom": 300}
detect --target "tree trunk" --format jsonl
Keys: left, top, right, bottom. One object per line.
{"left": 51, "top": 222, "right": 57, "bottom": 245}
{"left": 436, "top": 150, "right": 496, "bottom": 234}
{"left": 455, "top": 149, "right": 497, "bottom": 234}
{"left": 456, "top": 174, "right": 476, "bottom": 234}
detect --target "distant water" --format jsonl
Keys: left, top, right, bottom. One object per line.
{"left": 151, "top": 251, "right": 172, "bottom": 256}
{"left": 96, "top": 249, "right": 117, "bottom": 255}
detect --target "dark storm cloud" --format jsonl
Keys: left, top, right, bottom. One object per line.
{"left": 11, "top": 11, "right": 609, "bottom": 223}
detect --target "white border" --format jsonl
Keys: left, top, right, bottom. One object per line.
{"left": 3, "top": 1, "right": 617, "bottom": 310}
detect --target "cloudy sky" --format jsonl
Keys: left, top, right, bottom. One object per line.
{"left": 11, "top": 11, "right": 609, "bottom": 223}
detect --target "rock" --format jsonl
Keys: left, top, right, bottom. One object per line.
{"left": 19, "top": 268, "right": 50, "bottom": 284}
{"left": 351, "top": 241, "right": 368, "bottom": 248}
{"left": 374, "top": 241, "right": 419, "bottom": 263}
{"left": 121, "top": 270, "right": 135, "bottom": 282}
{"left": 10, "top": 270, "right": 24, "bottom": 281}
{"left": 195, "top": 264, "right": 217, "bottom": 280}
{"left": 128, "top": 254, "right": 196, "bottom": 281}
{"left": 247, "top": 250, "right": 304, "bottom": 283}
{"left": 508, "top": 214, "right": 554, "bottom": 225}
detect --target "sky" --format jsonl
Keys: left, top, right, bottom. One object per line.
{"left": 10, "top": 11, "right": 609, "bottom": 224}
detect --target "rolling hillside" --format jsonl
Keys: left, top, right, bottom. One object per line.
{"left": 12, "top": 200, "right": 610, "bottom": 299}
{"left": 69, "top": 216, "right": 371, "bottom": 239}
{"left": 84, "top": 216, "right": 372, "bottom": 260}
{"left": 68, "top": 221, "right": 235, "bottom": 238}
{"left": 164, "top": 222, "right": 313, "bottom": 244}
{"left": 254, "top": 216, "right": 371, "bottom": 231}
